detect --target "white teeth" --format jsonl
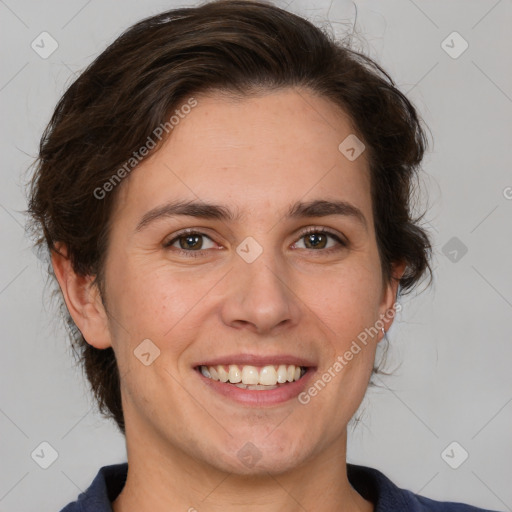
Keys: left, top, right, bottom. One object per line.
{"left": 217, "top": 366, "right": 229, "bottom": 383}
{"left": 259, "top": 366, "right": 277, "bottom": 386}
{"left": 241, "top": 366, "right": 259, "bottom": 385}
{"left": 228, "top": 364, "right": 242, "bottom": 383}
{"left": 277, "top": 364, "right": 288, "bottom": 383}
{"left": 200, "top": 364, "right": 306, "bottom": 386}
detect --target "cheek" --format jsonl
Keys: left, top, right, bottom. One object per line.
{"left": 304, "top": 256, "right": 383, "bottom": 405}
{"left": 104, "top": 258, "right": 213, "bottom": 365}
{"left": 104, "top": 262, "right": 208, "bottom": 411}
{"left": 307, "top": 275, "right": 380, "bottom": 423}
{"left": 104, "top": 257, "right": 238, "bottom": 390}
{"left": 309, "top": 259, "right": 383, "bottom": 336}
{"left": 108, "top": 257, "right": 211, "bottom": 327}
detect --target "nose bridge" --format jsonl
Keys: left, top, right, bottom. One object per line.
{"left": 220, "top": 242, "right": 300, "bottom": 334}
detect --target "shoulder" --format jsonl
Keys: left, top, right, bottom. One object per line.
{"left": 58, "top": 463, "right": 128, "bottom": 512}
{"left": 347, "top": 463, "right": 500, "bottom": 512}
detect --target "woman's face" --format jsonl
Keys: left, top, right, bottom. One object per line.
{"left": 100, "top": 88, "right": 401, "bottom": 474}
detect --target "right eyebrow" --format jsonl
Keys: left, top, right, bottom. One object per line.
{"left": 135, "top": 200, "right": 240, "bottom": 232}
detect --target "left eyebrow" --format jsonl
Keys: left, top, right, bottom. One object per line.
{"left": 287, "top": 199, "right": 367, "bottom": 231}
{"left": 135, "top": 198, "right": 368, "bottom": 232}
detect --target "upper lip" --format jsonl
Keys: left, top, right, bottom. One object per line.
{"left": 194, "top": 354, "right": 316, "bottom": 368}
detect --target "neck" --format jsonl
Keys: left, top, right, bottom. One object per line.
{"left": 112, "top": 420, "right": 373, "bottom": 512}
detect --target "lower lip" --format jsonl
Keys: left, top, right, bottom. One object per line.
{"left": 195, "top": 368, "right": 316, "bottom": 406}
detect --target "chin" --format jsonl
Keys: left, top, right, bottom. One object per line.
{"left": 213, "top": 430, "right": 314, "bottom": 476}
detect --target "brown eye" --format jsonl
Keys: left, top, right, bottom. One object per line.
{"left": 303, "top": 232, "right": 328, "bottom": 249}
{"left": 164, "top": 231, "right": 216, "bottom": 252}
{"left": 178, "top": 234, "right": 203, "bottom": 250}
{"left": 293, "top": 229, "right": 346, "bottom": 251}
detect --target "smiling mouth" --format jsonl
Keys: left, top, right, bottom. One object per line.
{"left": 196, "top": 364, "right": 308, "bottom": 390}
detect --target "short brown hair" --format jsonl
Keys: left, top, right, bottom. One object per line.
{"left": 27, "top": 0, "right": 432, "bottom": 435}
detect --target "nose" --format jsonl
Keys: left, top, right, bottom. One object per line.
{"left": 219, "top": 251, "right": 301, "bottom": 336}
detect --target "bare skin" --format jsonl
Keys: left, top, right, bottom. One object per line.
{"left": 53, "top": 87, "right": 404, "bottom": 512}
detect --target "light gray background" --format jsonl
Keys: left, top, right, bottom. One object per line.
{"left": 1, "top": 0, "right": 511, "bottom": 510}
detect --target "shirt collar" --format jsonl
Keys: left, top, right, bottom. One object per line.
{"left": 64, "top": 461, "right": 417, "bottom": 511}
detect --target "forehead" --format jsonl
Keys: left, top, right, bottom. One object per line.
{"left": 114, "top": 88, "right": 372, "bottom": 223}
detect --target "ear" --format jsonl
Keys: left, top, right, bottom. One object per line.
{"left": 378, "top": 260, "right": 406, "bottom": 340}
{"left": 51, "top": 244, "right": 112, "bottom": 349}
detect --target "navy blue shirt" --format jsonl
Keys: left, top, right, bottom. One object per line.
{"left": 59, "top": 462, "right": 499, "bottom": 511}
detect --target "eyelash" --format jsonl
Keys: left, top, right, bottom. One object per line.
{"left": 163, "top": 227, "right": 347, "bottom": 258}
